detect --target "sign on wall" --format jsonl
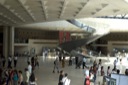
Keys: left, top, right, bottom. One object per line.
{"left": 59, "top": 31, "right": 70, "bottom": 44}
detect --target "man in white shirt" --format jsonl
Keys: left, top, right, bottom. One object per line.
{"left": 84, "top": 67, "right": 89, "bottom": 77}
{"left": 14, "top": 55, "right": 18, "bottom": 68}
{"left": 25, "top": 68, "right": 30, "bottom": 84}
{"left": 62, "top": 73, "right": 71, "bottom": 85}
{"left": 84, "top": 67, "right": 90, "bottom": 85}
{"left": 28, "top": 62, "right": 32, "bottom": 74}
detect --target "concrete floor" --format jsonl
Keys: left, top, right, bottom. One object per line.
{"left": 16, "top": 56, "right": 84, "bottom": 85}
{"left": 12, "top": 56, "right": 128, "bottom": 85}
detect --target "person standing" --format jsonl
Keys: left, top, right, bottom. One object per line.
{"left": 44, "top": 49, "right": 47, "bottom": 57}
{"left": 59, "top": 51, "right": 62, "bottom": 62}
{"left": 2, "top": 55, "right": 6, "bottom": 67}
{"left": 75, "top": 56, "right": 78, "bottom": 69}
{"left": 68, "top": 57, "right": 72, "bottom": 66}
{"left": 99, "top": 51, "right": 101, "bottom": 57}
{"left": 89, "top": 67, "right": 94, "bottom": 84}
{"left": 84, "top": 67, "right": 90, "bottom": 85}
{"left": 14, "top": 55, "right": 18, "bottom": 68}
{"left": 24, "top": 68, "right": 30, "bottom": 84}
{"left": 8, "top": 68, "right": 14, "bottom": 85}
{"left": 97, "top": 62, "right": 101, "bottom": 76}
{"left": 83, "top": 57, "right": 86, "bottom": 69}
{"left": 53, "top": 58, "right": 59, "bottom": 73}
{"left": 58, "top": 70, "right": 64, "bottom": 85}
{"left": 89, "top": 66, "right": 93, "bottom": 75}
{"left": 62, "top": 73, "right": 71, "bottom": 85}
{"left": 8, "top": 56, "right": 12, "bottom": 68}
{"left": 101, "top": 66, "right": 104, "bottom": 76}
{"left": 93, "top": 65, "right": 97, "bottom": 83}
{"left": 62, "top": 56, "right": 65, "bottom": 68}
{"left": 99, "top": 59, "right": 102, "bottom": 65}
{"left": 107, "top": 66, "right": 111, "bottom": 76}
{"left": 29, "top": 72, "right": 37, "bottom": 85}
{"left": 93, "top": 60, "right": 97, "bottom": 67}
{"left": 113, "top": 59, "right": 117, "bottom": 69}
{"left": 35, "top": 55, "right": 39, "bottom": 68}
{"left": 12, "top": 70, "right": 18, "bottom": 85}
{"left": 28, "top": 62, "right": 32, "bottom": 75}
{"left": 18, "top": 70, "right": 23, "bottom": 85}
{"left": 119, "top": 59, "right": 122, "bottom": 74}
{"left": 27, "top": 55, "right": 30, "bottom": 64}
{"left": 31, "top": 57, "right": 35, "bottom": 71}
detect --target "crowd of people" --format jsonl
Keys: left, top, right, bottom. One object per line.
{"left": 1, "top": 50, "right": 128, "bottom": 85}
{"left": 51, "top": 51, "right": 71, "bottom": 85}
{"left": 0, "top": 54, "right": 39, "bottom": 85}
{"left": 83, "top": 57, "right": 128, "bottom": 85}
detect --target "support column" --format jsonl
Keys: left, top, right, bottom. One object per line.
{"left": 107, "top": 42, "right": 113, "bottom": 55}
{"left": 9, "top": 27, "right": 14, "bottom": 56}
{"left": 3, "top": 26, "right": 9, "bottom": 57}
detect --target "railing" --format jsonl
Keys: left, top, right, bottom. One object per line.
{"left": 97, "top": 14, "right": 128, "bottom": 19}
{"left": 67, "top": 19, "right": 96, "bottom": 33}
{"left": 59, "top": 38, "right": 87, "bottom": 52}
{"left": 15, "top": 39, "right": 28, "bottom": 43}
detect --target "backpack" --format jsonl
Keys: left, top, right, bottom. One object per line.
{"left": 13, "top": 74, "right": 18, "bottom": 81}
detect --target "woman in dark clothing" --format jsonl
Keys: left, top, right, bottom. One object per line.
{"left": 89, "top": 66, "right": 93, "bottom": 75}
{"left": 93, "top": 65, "right": 97, "bottom": 83}
{"left": 101, "top": 66, "right": 104, "bottom": 76}
{"left": 75, "top": 56, "right": 78, "bottom": 69}
{"left": 29, "top": 72, "right": 37, "bottom": 85}
{"left": 31, "top": 57, "right": 35, "bottom": 71}
{"left": 2, "top": 55, "right": 6, "bottom": 67}
{"left": 58, "top": 70, "right": 64, "bottom": 85}
{"left": 8, "top": 56, "right": 12, "bottom": 68}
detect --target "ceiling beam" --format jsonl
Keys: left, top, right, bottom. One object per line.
{"left": 17, "top": 0, "right": 36, "bottom": 22}
{"left": 75, "top": 0, "right": 89, "bottom": 17}
{"left": 0, "top": 19, "right": 10, "bottom": 25}
{"left": 0, "top": 0, "right": 6, "bottom": 4}
{"left": 91, "top": 3, "right": 108, "bottom": 16}
{"left": 41, "top": 1, "right": 48, "bottom": 20}
{"left": 67, "top": 19, "right": 95, "bottom": 33}
{"left": 59, "top": 0, "right": 68, "bottom": 18}
{"left": 121, "top": 14, "right": 127, "bottom": 18}
{"left": 0, "top": 13, "right": 17, "bottom": 25}
{"left": 0, "top": 3, "right": 26, "bottom": 23}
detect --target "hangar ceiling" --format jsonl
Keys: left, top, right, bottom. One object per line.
{"left": 0, "top": 0, "right": 128, "bottom": 26}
